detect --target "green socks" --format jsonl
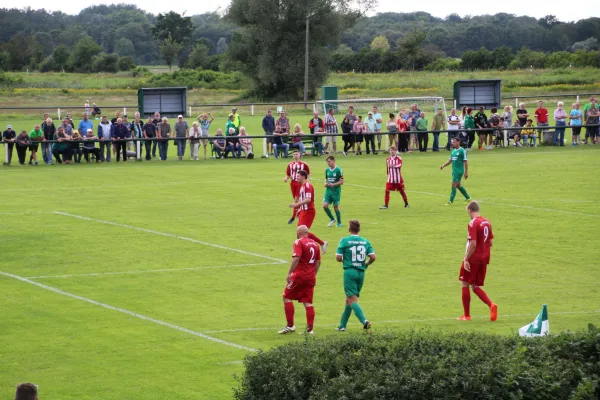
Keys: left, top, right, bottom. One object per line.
{"left": 324, "top": 207, "right": 335, "bottom": 221}
{"left": 350, "top": 302, "right": 367, "bottom": 324}
{"left": 339, "top": 305, "right": 352, "bottom": 328}
{"left": 458, "top": 186, "right": 470, "bottom": 199}
{"left": 335, "top": 209, "right": 341, "bottom": 224}
{"left": 450, "top": 187, "right": 457, "bottom": 203}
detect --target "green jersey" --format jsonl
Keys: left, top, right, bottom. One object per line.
{"left": 336, "top": 235, "right": 375, "bottom": 271}
{"left": 325, "top": 166, "right": 343, "bottom": 194}
{"left": 451, "top": 147, "right": 467, "bottom": 174}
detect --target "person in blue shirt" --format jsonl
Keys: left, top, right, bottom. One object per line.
{"left": 262, "top": 109, "right": 275, "bottom": 157}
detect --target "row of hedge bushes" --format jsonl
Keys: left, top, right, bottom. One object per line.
{"left": 235, "top": 326, "right": 600, "bottom": 399}
{"left": 146, "top": 69, "right": 249, "bottom": 89}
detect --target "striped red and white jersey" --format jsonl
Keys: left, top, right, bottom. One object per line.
{"left": 298, "top": 181, "right": 315, "bottom": 211}
{"left": 386, "top": 156, "right": 403, "bottom": 183}
{"left": 286, "top": 161, "right": 310, "bottom": 182}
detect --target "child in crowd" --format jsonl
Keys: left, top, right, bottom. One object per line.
{"left": 511, "top": 119, "right": 522, "bottom": 147}
{"left": 521, "top": 119, "right": 537, "bottom": 147}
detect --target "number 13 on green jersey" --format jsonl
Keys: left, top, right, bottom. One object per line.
{"left": 336, "top": 235, "right": 375, "bottom": 271}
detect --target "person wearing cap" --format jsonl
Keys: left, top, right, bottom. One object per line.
{"left": 82, "top": 128, "right": 101, "bottom": 163}
{"left": 2, "top": 124, "right": 16, "bottom": 164}
{"left": 174, "top": 115, "right": 189, "bottom": 161}
{"left": 231, "top": 107, "right": 241, "bottom": 129}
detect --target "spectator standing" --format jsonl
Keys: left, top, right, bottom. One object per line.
{"left": 189, "top": 121, "right": 202, "bottom": 160}
{"left": 308, "top": 111, "right": 325, "bottom": 134}
{"left": 29, "top": 124, "right": 43, "bottom": 165}
{"left": 446, "top": 108, "right": 460, "bottom": 151}
{"left": 41, "top": 117, "right": 55, "bottom": 165}
{"left": 488, "top": 108, "right": 500, "bottom": 149}
{"left": 231, "top": 107, "right": 241, "bottom": 129}
{"left": 52, "top": 126, "right": 72, "bottom": 164}
{"left": 151, "top": 111, "right": 161, "bottom": 157}
{"left": 199, "top": 113, "right": 213, "bottom": 160}
{"left": 501, "top": 105, "right": 513, "bottom": 147}
{"left": 324, "top": 108, "right": 338, "bottom": 154}
{"left": 534, "top": 100, "right": 549, "bottom": 139}
{"left": 213, "top": 128, "right": 227, "bottom": 158}
{"left": 408, "top": 104, "right": 421, "bottom": 151}
{"left": 464, "top": 108, "right": 476, "bottom": 149}
{"left": 97, "top": 115, "right": 112, "bottom": 162}
{"left": 111, "top": 110, "right": 121, "bottom": 125}
{"left": 225, "top": 113, "right": 238, "bottom": 137}
{"left": 273, "top": 126, "right": 290, "bottom": 159}
{"left": 586, "top": 99, "right": 599, "bottom": 144}
{"left": 131, "top": 112, "right": 144, "bottom": 158}
{"left": 112, "top": 117, "right": 129, "bottom": 162}
{"left": 84, "top": 99, "right": 90, "bottom": 115}
{"left": 352, "top": 115, "right": 366, "bottom": 155}
{"left": 3, "top": 124, "right": 16, "bottom": 164}
{"left": 16, "top": 130, "right": 32, "bottom": 165}
{"left": 239, "top": 126, "right": 253, "bottom": 158}
{"left": 341, "top": 116, "right": 353, "bottom": 155}
{"left": 416, "top": 112, "right": 429, "bottom": 152}
{"left": 431, "top": 108, "right": 446, "bottom": 152}
{"left": 157, "top": 117, "right": 171, "bottom": 161}
{"left": 396, "top": 113, "right": 409, "bottom": 153}
{"left": 82, "top": 128, "right": 101, "bottom": 162}
{"left": 276, "top": 111, "right": 291, "bottom": 137}
{"left": 372, "top": 105, "right": 383, "bottom": 152}
{"left": 582, "top": 96, "right": 596, "bottom": 144}
{"left": 262, "top": 109, "right": 275, "bottom": 156}
{"left": 516, "top": 102, "right": 529, "bottom": 127}
{"left": 142, "top": 117, "right": 156, "bottom": 160}
{"left": 474, "top": 107, "right": 488, "bottom": 151}
{"left": 290, "top": 123, "right": 307, "bottom": 156}
{"left": 122, "top": 114, "right": 132, "bottom": 151}
{"left": 386, "top": 113, "right": 398, "bottom": 149}
{"left": 553, "top": 102, "right": 568, "bottom": 146}
{"left": 59, "top": 117, "right": 74, "bottom": 137}
{"left": 364, "top": 111, "right": 378, "bottom": 155}
{"left": 174, "top": 115, "right": 189, "bottom": 161}
{"left": 78, "top": 113, "right": 93, "bottom": 141}
{"left": 569, "top": 102, "right": 582, "bottom": 146}
{"left": 344, "top": 106, "right": 358, "bottom": 153}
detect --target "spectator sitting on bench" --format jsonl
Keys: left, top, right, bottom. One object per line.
{"left": 272, "top": 125, "right": 289, "bottom": 158}
{"left": 290, "top": 123, "right": 307, "bottom": 156}
{"left": 213, "top": 128, "right": 226, "bottom": 158}
{"left": 521, "top": 119, "right": 537, "bottom": 147}
{"left": 312, "top": 127, "right": 325, "bottom": 156}
{"left": 238, "top": 126, "right": 254, "bottom": 158}
{"left": 225, "top": 127, "right": 241, "bottom": 158}
{"left": 511, "top": 119, "right": 523, "bottom": 147}
{"left": 82, "top": 128, "right": 101, "bottom": 162}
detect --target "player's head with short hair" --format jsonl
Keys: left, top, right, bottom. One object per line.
{"left": 14, "top": 383, "right": 38, "bottom": 400}
{"left": 466, "top": 201, "right": 480, "bottom": 215}
{"left": 297, "top": 225, "right": 309, "bottom": 238}
{"left": 297, "top": 169, "right": 308, "bottom": 183}
{"left": 451, "top": 136, "right": 461, "bottom": 148}
{"left": 389, "top": 146, "right": 397, "bottom": 156}
{"left": 292, "top": 150, "right": 300, "bottom": 160}
{"left": 326, "top": 155, "right": 335, "bottom": 168}
{"left": 326, "top": 155, "right": 335, "bottom": 162}
{"left": 348, "top": 219, "right": 360, "bottom": 234}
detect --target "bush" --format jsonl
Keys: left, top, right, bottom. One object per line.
{"left": 117, "top": 56, "right": 136, "bottom": 71}
{"left": 92, "top": 53, "right": 119, "bottom": 73}
{"left": 146, "top": 68, "right": 249, "bottom": 89}
{"left": 425, "top": 57, "right": 460, "bottom": 71}
{"left": 234, "top": 328, "right": 600, "bottom": 400}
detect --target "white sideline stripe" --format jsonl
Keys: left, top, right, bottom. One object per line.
{"left": 0, "top": 211, "right": 54, "bottom": 216}
{"left": 0, "top": 270, "right": 257, "bottom": 352}
{"left": 217, "top": 360, "right": 245, "bottom": 365}
{"left": 28, "top": 262, "right": 285, "bottom": 279}
{"left": 346, "top": 184, "right": 600, "bottom": 218}
{"left": 54, "top": 211, "right": 287, "bottom": 263}
{"left": 201, "top": 309, "right": 600, "bottom": 333}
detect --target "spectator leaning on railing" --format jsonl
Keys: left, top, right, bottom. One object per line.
{"left": 16, "top": 130, "right": 32, "bottom": 165}
{"left": 446, "top": 108, "right": 460, "bottom": 151}
{"left": 157, "top": 117, "right": 171, "bottom": 161}
{"left": 352, "top": 115, "right": 366, "bottom": 155}
{"left": 111, "top": 117, "right": 129, "bottom": 162}
{"left": 3, "top": 124, "right": 16, "bottom": 164}
{"left": 52, "top": 126, "right": 72, "bottom": 164}
{"left": 553, "top": 102, "right": 568, "bottom": 146}
{"left": 82, "top": 128, "right": 101, "bottom": 163}
{"left": 262, "top": 109, "right": 275, "bottom": 156}
{"left": 41, "top": 117, "right": 55, "bottom": 165}
{"left": 174, "top": 115, "right": 189, "bottom": 161}
{"left": 29, "top": 124, "right": 43, "bottom": 165}
{"left": 364, "top": 111, "right": 378, "bottom": 155}
{"left": 569, "top": 102, "right": 582, "bottom": 146}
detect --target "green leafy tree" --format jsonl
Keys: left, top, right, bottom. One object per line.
{"left": 115, "top": 38, "right": 135, "bottom": 58}
{"left": 396, "top": 29, "right": 428, "bottom": 70}
{"left": 151, "top": 11, "right": 193, "bottom": 44}
{"left": 185, "top": 43, "right": 210, "bottom": 69}
{"left": 92, "top": 52, "right": 119, "bottom": 72}
{"left": 117, "top": 56, "right": 136, "bottom": 71}
{"left": 69, "top": 36, "right": 102, "bottom": 72}
{"left": 52, "top": 45, "right": 70, "bottom": 70}
{"left": 216, "top": 37, "right": 228, "bottom": 54}
{"left": 0, "top": 51, "right": 10, "bottom": 71}
{"left": 226, "top": 0, "right": 376, "bottom": 98}
{"left": 370, "top": 35, "right": 390, "bottom": 52}
{"left": 159, "top": 34, "right": 183, "bottom": 71}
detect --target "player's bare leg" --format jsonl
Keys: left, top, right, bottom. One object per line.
{"left": 323, "top": 201, "right": 336, "bottom": 226}
{"left": 279, "top": 298, "right": 296, "bottom": 334}
{"left": 299, "top": 302, "right": 315, "bottom": 334}
{"left": 472, "top": 284, "right": 498, "bottom": 322}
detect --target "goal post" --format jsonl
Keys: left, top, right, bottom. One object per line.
{"left": 315, "top": 97, "right": 448, "bottom": 151}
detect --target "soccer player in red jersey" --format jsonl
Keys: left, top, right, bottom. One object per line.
{"left": 289, "top": 170, "right": 328, "bottom": 253}
{"left": 284, "top": 150, "right": 310, "bottom": 224}
{"left": 379, "top": 146, "right": 409, "bottom": 209}
{"left": 458, "top": 201, "right": 498, "bottom": 322}
{"left": 279, "top": 225, "right": 322, "bottom": 335}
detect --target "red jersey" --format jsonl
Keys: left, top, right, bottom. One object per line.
{"left": 396, "top": 118, "right": 407, "bottom": 132}
{"left": 291, "top": 236, "right": 321, "bottom": 280}
{"left": 466, "top": 216, "right": 494, "bottom": 264}
{"left": 386, "top": 155, "right": 403, "bottom": 183}
{"left": 298, "top": 181, "right": 315, "bottom": 211}
{"left": 286, "top": 161, "right": 310, "bottom": 182}
{"left": 534, "top": 108, "right": 548, "bottom": 124}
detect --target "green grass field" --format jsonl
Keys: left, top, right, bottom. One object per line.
{"left": 1, "top": 144, "right": 599, "bottom": 399}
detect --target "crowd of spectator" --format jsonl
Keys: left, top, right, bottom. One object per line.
{"left": 2, "top": 97, "right": 598, "bottom": 165}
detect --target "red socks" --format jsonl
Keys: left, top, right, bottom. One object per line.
{"left": 291, "top": 206, "right": 298, "bottom": 220}
{"left": 384, "top": 191, "right": 390, "bottom": 207}
{"left": 461, "top": 287, "right": 471, "bottom": 317}
{"left": 400, "top": 189, "right": 408, "bottom": 204}
{"left": 308, "top": 232, "right": 324, "bottom": 246}
{"left": 473, "top": 287, "right": 492, "bottom": 308}
{"left": 306, "top": 306, "right": 315, "bottom": 331}
{"left": 284, "top": 302, "right": 295, "bottom": 327}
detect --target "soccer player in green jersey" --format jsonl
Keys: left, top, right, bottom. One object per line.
{"left": 323, "top": 156, "right": 344, "bottom": 227}
{"left": 440, "top": 137, "right": 471, "bottom": 205}
{"left": 335, "top": 219, "right": 376, "bottom": 331}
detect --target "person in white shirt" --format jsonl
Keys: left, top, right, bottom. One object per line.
{"left": 446, "top": 108, "right": 460, "bottom": 150}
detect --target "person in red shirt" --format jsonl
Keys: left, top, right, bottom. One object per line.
{"left": 284, "top": 150, "right": 310, "bottom": 224}
{"left": 279, "top": 225, "right": 322, "bottom": 335}
{"left": 534, "top": 100, "right": 549, "bottom": 135}
{"left": 380, "top": 146, "right": 409, "bottom": 209}
{"left": 289, "top": 170, "right": 327, "bottom": 253}
{"left": 458, "top": 201, "right": 498, "bottom": 322}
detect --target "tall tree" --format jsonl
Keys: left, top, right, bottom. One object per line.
{"left": 226, "top": 0, "right": 377, "bottom": 98}
{"left": 159, "top": 34, "right": 183, "bottom": 71}
{"left": 151, "top": 11, "right": 193, "bottom": 44}
{"left": 396, "top": 29, "right": 427, "bottom": 70}
{"left": 370, "top": 35, "right": 390, "bottom": 52}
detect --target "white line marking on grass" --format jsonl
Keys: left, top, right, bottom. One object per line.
{"left": 201, "top": 309, "right": 600, "bottom": 333}
{"left": 28, "top": 262, "right": 285, "bottom": 279}
{"left": 54, "top": 211, "right": 287, "bottom": 263}
{"left": 217, "top": 360, "right": 245, "bottom": 365}
{"left": 346, "top": 184, "right": 600, "bottom": 218}
{"left": 0, "top": 270, "right": 257, "bottom": 352}
{"left": 0, "top": 211, "right": 54, "bottom": 216}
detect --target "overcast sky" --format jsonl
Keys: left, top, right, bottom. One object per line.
{"left": 1, "top": 0, "right": 598, "bottom": 22}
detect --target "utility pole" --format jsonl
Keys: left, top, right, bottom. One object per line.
{"left": 303, "top": 15, "right": 309, "bottom": 107}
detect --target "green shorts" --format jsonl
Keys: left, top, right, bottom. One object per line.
{"left": 452, "top": 171, "right": 464, "bottom": 183}
{"left": 343, "top": 268, "right": 365, "bottom": 297}
{"left": 323, "top": 190, "right": 341, "bottom": 206}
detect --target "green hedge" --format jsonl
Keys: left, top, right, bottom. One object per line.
{"left": 234, "top": 327, "right": 600, "bottom": 400}
{"left": 146, "top": 69, "right": 249, "bottom": 90}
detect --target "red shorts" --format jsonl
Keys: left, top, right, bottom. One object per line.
{"left": 290, "top": 181, "right": 301, "bottom": 198}
{"left": 297, "top": 209, "right": 316, "bottom": 229}
{"left": 283, "top": 276, "right": 315, "bottom": 303}
{"left": 459, "top": 261, "right": 488, "bottom": 286}
{"left": 386, "top": 181, "right": 405, "bottom": 192}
